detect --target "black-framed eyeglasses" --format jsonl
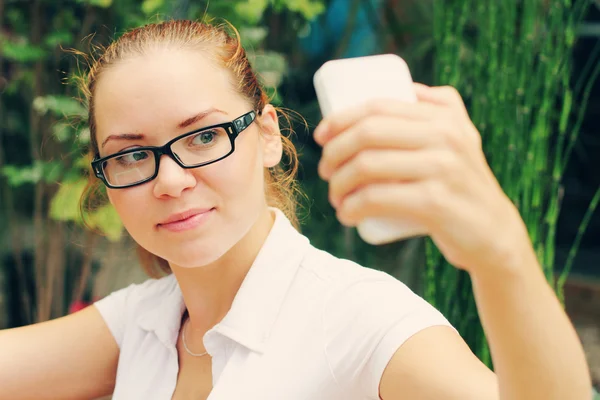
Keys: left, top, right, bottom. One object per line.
{"left": 91, "top": 110, "right": 257, "bottom": 189}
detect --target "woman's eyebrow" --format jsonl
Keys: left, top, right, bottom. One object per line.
{"left": 100, "top": 108, "right": 228, "bottom": 149}
{"left": 101, "top": 133, "right": 145, "bottom": 149}
{"left": 177, "top": 107, "right": 227, "bottom": 129}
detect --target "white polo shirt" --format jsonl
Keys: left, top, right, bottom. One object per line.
{"left": 95, "top": 209, "right": 453, "bottom": 399}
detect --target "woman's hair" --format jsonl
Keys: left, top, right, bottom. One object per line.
{"left": 78, "top": 20, "right": 302, "bottom": 278}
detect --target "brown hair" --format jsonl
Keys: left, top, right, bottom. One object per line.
{"left": 79, "top": 20, "right": 303, "bottom": 278}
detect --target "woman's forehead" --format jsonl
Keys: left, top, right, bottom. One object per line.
{"left": 98, "top": 48, "right": 234, "bottom": 103}
{"left": 93, "top": 48, "right": 246, "bottom": 137}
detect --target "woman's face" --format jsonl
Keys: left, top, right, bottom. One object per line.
{"left": 93, "top": 47, "right": 282, "bottom": 268}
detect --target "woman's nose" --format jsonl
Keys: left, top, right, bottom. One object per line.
{"left": 152, "top": 154, "right": 197, "bottom": 198}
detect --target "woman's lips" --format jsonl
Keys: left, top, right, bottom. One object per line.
{"left": 157, "top": 208, "right": 215, "bottom": 232}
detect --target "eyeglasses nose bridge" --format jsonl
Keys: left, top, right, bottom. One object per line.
{"left": 154, "top": 144, "right": 186, "bottom": 169}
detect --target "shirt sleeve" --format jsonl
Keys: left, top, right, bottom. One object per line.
{"left": 322, "top": 276, "right": 455, "bottom": 399}
{"left": 93, "top": 283, "right": 137, "bottom": 349}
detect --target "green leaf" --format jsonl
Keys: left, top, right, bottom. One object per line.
{"left": 44, "top": 31, "right": 74, "bottom": 49}
{"left": 33, "top": 95, "right": 87, "bottom": 118}
{"left": 235, "top": 0, "right": 269, "bottom": 23}
{"left": 0, "top": 36, "right": 47, "bottom": 62}
{"left": 52, "top": 176, "right": 123, "bottom": 240}
{"left": 49, "top": 179, "right": 87, "bottom": 222}
{"left": 77, "top": 0, "right": 113, "bottom": 8}
{"left": 74, "top": 155, "right": 92, "bottom": 170}
{"left": 275, "top": 0, "right": 325, "bottom": 19}
{"left": 250, "top": 50, "right": 288, "bottom": 88}
{"left": 239, "top": 26, "right": 269, "bottom": 48}
{"left": 1, "top": 163, "right": 43, "bottom": 186}
{"left": 41, "top": 161, "right": 65, "bottom": 184}
{"left": 142, "top": 0, "right": 165, "bottom": 14}
{"left": 52, "top": 121, "right": 73, "bottom": 142}
{"left": 87, "top": 204, "right": 124, "bottom": 242}
{"left": 559, "top": 89, "right": 572, "bottom": 134}
{"left": 77, "top": 127, "right": 91, "bottom": 144}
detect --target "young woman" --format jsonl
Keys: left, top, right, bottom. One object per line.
{"left": 0, "top": 20, "right": 591, "bottom": 400}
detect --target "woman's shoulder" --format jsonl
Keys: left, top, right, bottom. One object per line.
{"left": 98, "top": 273, "right": 178, "bottom": 307}
{"left": 300, "top": 242, "right": 452, "bottom": 344}
{"left": 298, "top": 244, "right": 453, "bottom": 397}
{"left": 93, "top": 274, "right": 179, "bottom": 344}
{"left": 300, "top": 243, "right": 408, "bottom": 294}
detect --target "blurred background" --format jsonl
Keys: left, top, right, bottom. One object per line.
{"left": 1, "top": 0, "right": 599, "bottom": 394}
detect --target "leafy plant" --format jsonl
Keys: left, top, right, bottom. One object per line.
{"left": 425, "top": 0, "right": 600, "bottom": 367}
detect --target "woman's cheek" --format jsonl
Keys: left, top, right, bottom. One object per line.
{"left": 108, "top": 186, "right": 154, "bottom": 232}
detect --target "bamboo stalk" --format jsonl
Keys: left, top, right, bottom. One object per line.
{"left": 425, "top": 0, "right": 597, "bottom": 367}
{"left": 29, "top": 0, "right": 47, "bottom": 324}
{"left": 0, "top": 0, "right": 35, "bottom": 326}
{"left": 557, "top": 186, "right": 600, "bottom": 302}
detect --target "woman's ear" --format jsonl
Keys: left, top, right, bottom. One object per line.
{"left": 259, "top": 104, "right": 283, "bottom": 168}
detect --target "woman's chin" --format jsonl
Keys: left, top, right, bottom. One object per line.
{"left": 168, "top": 253, "right": 222, "bottom": 269}
{"left": 162, "top": 244, "right": 229, "bottom": 270}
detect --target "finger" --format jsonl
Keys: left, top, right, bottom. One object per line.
{"left": 414, "top": 84, "right": 462, "bottom": 106}
{"left": 314, "top": 99, "right": 441, "bottom": 145}
{"left": 328, "top": 150, "right": 448, "bottom": 207}
{"left": 415, "top": 84, "right": 483, "bottom": 149}
{"left": 318, "top": 118, "right": 440, "bottom": 180}
{"left": 335, "top": 182, "right": 431, "bottom": 227}
{"left": 414, "top": 84, "right": 470, "bottom": 119}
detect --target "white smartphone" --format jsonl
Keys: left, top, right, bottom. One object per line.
{"left": 313, "top": 54, "right": 428, "bottom": 245}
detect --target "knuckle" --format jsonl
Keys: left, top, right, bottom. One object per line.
{"left": 423, "top": 181, "right": 447, "bottom": 211}
{"left": 321, "top": 143, "right": 335, "bottom": 162}
{"left": 354, "top": 151, "right": 374, "bottom": 174}
{"left": 365, "top": 99, "right": 387, "bottom": 115}
{"left": 327, "top": 174, "right": 340, "bottom": 193}
{"left": 357, "top": 117, "right": 377, "bottom": 139}
{"left": 360, "top": 185, "right": 380, "bottom": 207}
{"left": 435, "top": 119, "right": 463, "bottom": 148}
{"left": 432, "top": 153, "right": 455, "bottom": 176}
{"left": 468, "top": 122, "right": 483, "bottom": 147}
{"left": 441, "top": 85, "right": 462, "bottom": 101}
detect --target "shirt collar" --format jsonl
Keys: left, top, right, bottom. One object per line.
{"left": 136, "top": 208, "right": 311, "bottom": 353}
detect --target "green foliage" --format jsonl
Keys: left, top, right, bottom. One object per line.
{"left": 426, "top": 0, "right": 599, "bottom": 368}
{"left": 141, "top": 0, "right": 166, "bottom": 15}
{"left": 0, "top": 36, "right": 46, "bottom": 63}
{"left": 87, "top": 204, "right": 124, "bottom": 242}
{"left": 50, "top": 178, "right": 124, "bottom": 241}
{"left": 44, "top": 31, "right": 75, "bottom": 49}
{"left": 1, "top": 161, "right": 64, "bottom": 186}
{"left": 52, "top": 122, "right": 73, "bottom": 143}
{"left": 77, "top": 0, "right": 114, "bottom": 8}
{"left": 235, "top": 0, "right": 324, "bottom": 23}
{"left": 49, "top": 179, "right": 88, "bottom": 222}
{"left": 33, "top": 95, "right": 87, "bottom": 119}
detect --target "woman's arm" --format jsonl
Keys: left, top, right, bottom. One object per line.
{"left": 0, "top": 305, "right": 119, "bottom": 400}
{"left": 314, "top": 83, "right": 592, "bottom": 399}
{"left": 378, "top": 248, "right": 590, "bottom": 400}
{"left": 469, "top": 249, "right": 591, "bottom": 400}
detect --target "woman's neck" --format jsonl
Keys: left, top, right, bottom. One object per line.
{"left": 170, "top": 206, "right": 275, "bottom": 333}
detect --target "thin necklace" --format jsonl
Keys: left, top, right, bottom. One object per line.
{"left": 181, "top": 317, "right": 208, "bottom": 357}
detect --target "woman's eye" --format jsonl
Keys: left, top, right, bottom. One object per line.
{"left": 192, "top": 130, "right": 216, "bottom": 146}
{"left": 116, "top": 150, "right": 150, "bottom": 165}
